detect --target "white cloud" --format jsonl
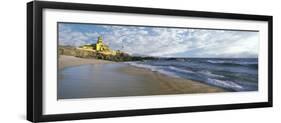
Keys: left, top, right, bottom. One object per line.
{"left": 58, "top": 24, "right": 99, "bottom": 46}
{"left": 59, "top": 24, "right": 259, "bottom": 58}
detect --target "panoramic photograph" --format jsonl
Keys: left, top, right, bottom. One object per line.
{"left": 57, "top": 22, "right": 259, "bottom": 99}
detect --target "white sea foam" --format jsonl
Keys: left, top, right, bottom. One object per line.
{"left": 127, "top": 62, "right": 180, "bottom": 78}
{"left": 128, "top": 62, "right": 246, "bottom": 91}
{"left": 198, "top": 71, "right": 224, "bottom": 78}
{"left": 207, "top": 60, "right": 225, "bottom": 64}
{"left": 157, "top": 69, "right": 181, "bottom": 78}
{"left": 168, "top": 66, "right": 194, "bottom": 74}
{"left": 207, "top": 60, "right": 257, "bottom": 65}
{"left": 206, "top": 78, "right": 243, "bottom": 91}
{"left": 127, "top": 62, "right": 157, "bottom": 71}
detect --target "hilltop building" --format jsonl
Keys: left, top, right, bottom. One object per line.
{"left": 79, "top": 36, "right": 119, "bottom": 55}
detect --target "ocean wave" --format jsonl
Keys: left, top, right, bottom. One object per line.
{"left": 127, "top": 62, "right": 157, "bottom": 71}
{"left": 168, "top": 66, "right": 195, "bottom": 74}
{"left": 127, "top": 61, "right": 254, "bottom": 91}
{"left": 127, "top": 62, "right": 180, "bottom": 78}
{"left": 198, "top": 71, "right": 224, "bottom": 78}
{"left": 157, "top": 69, "right": 181, "bottom": 78}
{"left": 206, "top": 60, "right": 258, "bottom": 65}
{"left": 206, "top": 78, "right": 243, "bottom": 91}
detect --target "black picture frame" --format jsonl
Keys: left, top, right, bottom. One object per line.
{"left": 27, "top": 1, "right": 273, "bottom": 122}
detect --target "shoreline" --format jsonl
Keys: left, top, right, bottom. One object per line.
{"left": 59, "top": 55, "right": 114, "bottom": 69}
{"left": 119, "top": 65, "right": 226, "bottom": 94}
{"left": 58, "top": 55, "right": 226, "bottom": 99}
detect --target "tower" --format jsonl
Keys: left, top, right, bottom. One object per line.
{"left": 95, "top": 36, "right": 108, "bottom": 51}
{"left": 97, "top": 36, "right": 103, "bottom": 44}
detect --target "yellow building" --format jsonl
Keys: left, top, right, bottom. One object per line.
{"left": 79, "top": 36, "right": 117, "bottom": 55}
{"left": 95, "top": 36, "right": 110, "bottom": 51}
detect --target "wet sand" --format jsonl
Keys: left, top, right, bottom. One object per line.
{"left": 120, "top": 65, "right": 226, "bottom": 94}
{"left": 58, "top": 55, "right": 226, "bottom": 99}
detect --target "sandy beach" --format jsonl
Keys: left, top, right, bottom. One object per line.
{"left": 58, "top": 55, "right": 225, "bottom": 99}
{"left": 59, "top": 55, "right": 114, "bottom": 69}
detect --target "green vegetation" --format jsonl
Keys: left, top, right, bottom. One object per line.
{"left": 58, "top": 46, "right": 155, "bottom": 62}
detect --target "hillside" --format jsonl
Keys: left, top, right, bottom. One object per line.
{"left": 58, "top": 46, "right": 155, "bottom": 62}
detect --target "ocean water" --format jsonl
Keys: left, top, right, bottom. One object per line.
{"left": 127, "top": 58, "right": 258, "bottom": 92}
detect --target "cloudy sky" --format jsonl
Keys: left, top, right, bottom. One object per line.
{"left": 58, "top": 23, "right": 259, "bottom": 58}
